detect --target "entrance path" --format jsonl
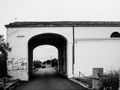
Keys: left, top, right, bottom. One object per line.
{"left": 13, "top": 68, "right": 89, "bottom": 90}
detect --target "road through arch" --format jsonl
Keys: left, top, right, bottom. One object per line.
{"left": 28, "top": 33, "right": 67, "bottom": 79}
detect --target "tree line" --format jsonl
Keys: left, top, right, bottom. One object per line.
{"left": 33, "top": 58, "right": 58, "bottom": 69}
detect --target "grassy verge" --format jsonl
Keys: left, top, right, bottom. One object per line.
{"left": 74, "top": 70, "right": 119, "bottom": 90}
{"left": 75, "top": 77, "right": 92, "bottom": 88}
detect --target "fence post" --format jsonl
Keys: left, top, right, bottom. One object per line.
{"left": 92, "top": 68, "right": 103, "bottom": 90}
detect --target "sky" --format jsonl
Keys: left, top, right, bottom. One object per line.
{"left": 33, "top": 45, "right": 58, "bottom": 62}
{"left": 0, "top": 0, "right": 120, "bottom": 37}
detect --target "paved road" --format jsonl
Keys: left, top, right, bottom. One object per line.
{"left": 35, "top": 67, "right": 56, "bottom": 75}
{"left": 13, "top": 68, "right": 89, "bottom": 90}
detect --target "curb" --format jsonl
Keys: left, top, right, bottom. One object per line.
{"left": 5, "top": 79, "right": 20, "bottom": 90}
{"left": 69, "top": 78, "right": 92, "bottom": 90}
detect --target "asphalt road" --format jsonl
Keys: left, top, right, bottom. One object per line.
{"left": 13, "top": 68, "right": 89, "bottom": 90}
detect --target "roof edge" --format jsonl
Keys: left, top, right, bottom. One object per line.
{"left": 5, "top": 21, "right": 120, "bottom": 28}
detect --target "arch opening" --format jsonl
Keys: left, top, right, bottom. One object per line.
{"left": 28, "top": 33, "right": 67, "bottom": 79}
{"left": 33, "top": 45, "right": 58, "bottom": 76}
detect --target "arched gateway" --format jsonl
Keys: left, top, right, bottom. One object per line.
{"left": 5, "top": 21, "right": 120, "bottom": 81}
{"left": 28, "top": 33, "right": 67, "bottom": 79}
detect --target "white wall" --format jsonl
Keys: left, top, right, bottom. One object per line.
{"left": 7, "top": 26, "right": 120, "bottom": 80}
{"left": 7, "top": 27, "right": 73, "bottom": 80}
{"left": 75, "top": 27, "right": 120, "bottom": 39}
{"left": 74, "top": 27, "right": 120, "bottom": 77}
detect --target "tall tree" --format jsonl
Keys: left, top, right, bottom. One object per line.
{"left": 0, "top": 35, "right": 11, "bottom": 77}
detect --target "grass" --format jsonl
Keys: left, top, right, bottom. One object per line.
{"left": 75, "top": 77, "right": 92, "bottom": 88}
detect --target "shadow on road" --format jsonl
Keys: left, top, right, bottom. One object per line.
{"left": 13, "top": 67, "right": 89, "bottom": 90}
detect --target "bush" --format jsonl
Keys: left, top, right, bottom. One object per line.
{"left": 102, "top": 71, "right": 119, "bottom": 90}
{"left": 33, "top": 60, "right": 42, "bottom": 69}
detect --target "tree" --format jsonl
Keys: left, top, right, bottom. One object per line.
{"left": 51, "top": 58, "right": 58, "bottom": 67}
{"left": 0, "top": 35, "right": 11, "bottom": 77}
{"left": 0, "top": 35, "right": 11, "bottom": 52}
{"left": 33, "top": 60, "right": 42, "bottom": 69}
{"left": 46, "top": 60, "right": 51, "bottom": 64}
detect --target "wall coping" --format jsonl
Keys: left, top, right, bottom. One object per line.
{"left": 5, "top": 21, "right": 120, "bottom": 28}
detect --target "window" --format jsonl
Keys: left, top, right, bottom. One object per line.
{"left": 110, "top": 32, "right": 120, "bottom": 38}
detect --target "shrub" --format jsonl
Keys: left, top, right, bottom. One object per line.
{"left": 102, "top": 70, "right": 119, "bottom": 90}
{"left": 0, "top": 35, "right": 11, "bottom": 77}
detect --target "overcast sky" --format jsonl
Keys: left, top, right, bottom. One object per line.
{"left": 0, "top": 0, "right": 120, "bottom": 36}
{"left": 33, "top": 45, "right": 58, "bottom": 61}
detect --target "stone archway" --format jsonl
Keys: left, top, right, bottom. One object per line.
{"left": 28, "top": 33, "right": 67, "bottom": 79}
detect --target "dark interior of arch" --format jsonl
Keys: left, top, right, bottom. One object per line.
{"left": 28, "top": 33, "right": 67, "bottom": 79}
{"left": 111, "top": 32, "right": 120, "bottom": 38}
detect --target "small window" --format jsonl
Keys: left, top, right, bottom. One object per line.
{"left": 110, "top": 32, "right": 120, "bottom": 38}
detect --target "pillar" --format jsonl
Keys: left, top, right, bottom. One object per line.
{"left": 92, "top": 68, "right": 103, "bottom": 90}
{"left": 67, "top": 42, "right": 73, "bottom": 78}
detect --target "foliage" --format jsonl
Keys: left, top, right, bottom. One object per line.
{"left": 46, "top": 60, "right": 51, "bottom": 64}
{"left": 0, "top": 35, "right": 11, "bottom": 77}
{"left": 33, "top": 60, "right": 42, "bottom": 69}
{"left": 51, "top": 58, "right": 58, "bottom": 67}
{"left": 102, "top": 70, "right": 119, "bottom": 90}
{"left": 42, "top": 58, "right": 58, "bottom": 67}
{"left": 0, "top": 35, "right": 11, "bottom": 52}
{"left": 75, "top": 70, "right": 119, "bottom": 90}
